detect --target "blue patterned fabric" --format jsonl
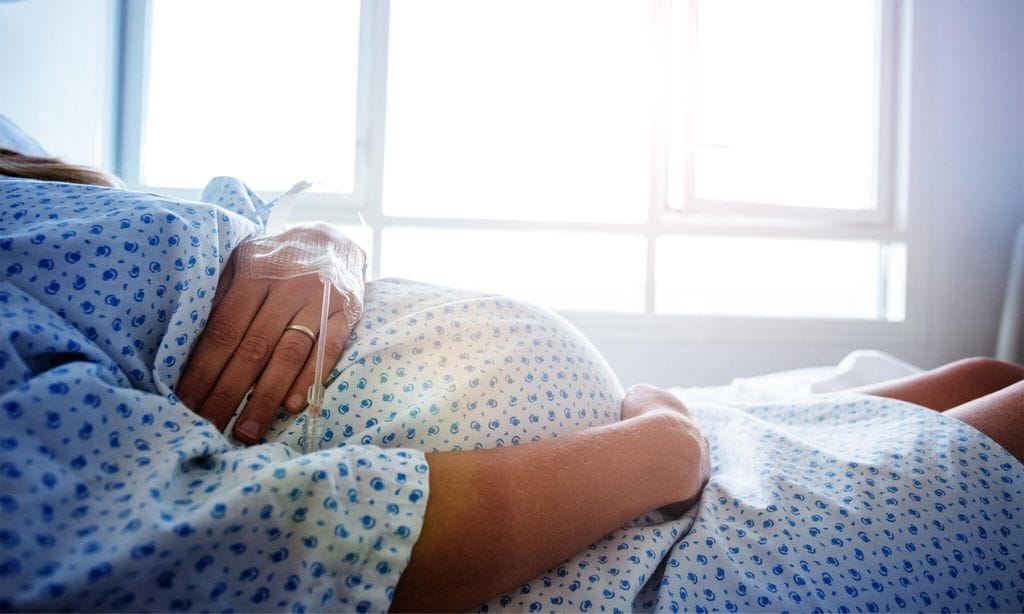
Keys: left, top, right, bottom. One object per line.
{"left": 2, "top": 177, "right": 1022, "bottom": 612}
{"left": 660, "top": 399, "right": 1024, "bottom": 613}
{"left": 266, "top": 279, "right": 624, "bottom": 452}
{"left": 271, "top": 280, "right": 1024, "bottom": 612}
{"left": 475, "top": 398, "right": 1024, "bottom": 612}
{"left": 0, "top": 178, "right": 429, "bottom": 612}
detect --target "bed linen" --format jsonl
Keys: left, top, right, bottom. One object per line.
{"left": 672, "top": 349, "right": 923, "bottom": 406}
{"left": 1, "top": 177, "right": 1022, "bottom": 612}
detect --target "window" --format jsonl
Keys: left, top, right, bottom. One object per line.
{"left": 669, "top": 0, "right": 884, "bottom": 214}
{"left": 383, "top": 0, "right": 652, "bottom": 224}
{"left": 135, "top": 0, "right": 360, "bottom": 191}
{"left": 120, "top": 0, "right": 911, "bottom": 333}
{"left": 381, "top": 228, "right": 647, "bottom": 313}
{"left": 655, "top": 237, "right": 905, "bottom": 320}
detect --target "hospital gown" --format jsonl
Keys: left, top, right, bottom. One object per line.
{"left": 0, "top": 178, "right": 426, "bottom": 612}
{"left": 1, "top": 177, "right": 1022, "bottom": 612}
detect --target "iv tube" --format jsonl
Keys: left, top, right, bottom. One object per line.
{"left": 249, "top": 179, "right": 369, "bottom": 452}
{"left": 304, "top": 278, "right": 332, "bottom": 453}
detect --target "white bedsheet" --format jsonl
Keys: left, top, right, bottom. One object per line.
{"left": 672, "top": 349, "right": 922, "bottom": 406}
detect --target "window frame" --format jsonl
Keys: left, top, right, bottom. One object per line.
{"left": 660, "top": 0, "right": 899, "bottom": 227}
{"left": 115, "top": 0, "right": 923, "bottom": 344}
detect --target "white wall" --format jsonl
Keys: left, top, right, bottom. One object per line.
{"left": 587, "top": 0, "right": 1024, "bottom": 387}
{"left": 2, "top": 0, "right": 1021, "bottom": 387}
{"left": 0, "top": 0, "right": 118, "bottom": 168}
{"left": 916, "top": 0, "right": 1024, "bottom": 367}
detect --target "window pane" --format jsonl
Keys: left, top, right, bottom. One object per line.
{"left": 883, "top": 242, "right": 906, "bottom": 321}
{"left": 384, "top": 0, "right": 654, "bottom": 223}
{"left": 143, "top": 0, "right": 359, "bottom": 191}
{"left": 689, "top": 0, "right": 879, "bottom": 210}
{"left": 380, "top": 228, "right": 646, "bottom": 313}
{"left": 656, "top": 236, "right": 903, "bottom": 320}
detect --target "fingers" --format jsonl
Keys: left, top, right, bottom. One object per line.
{"left": 230, "top": 304, "right": 321, "bottom": 443}
{"left": 178, "top": 265, "right": 356, "bottom": 444}
{"left": 285, "top": 312, "right": 351, "bottom": 411}
{"left": 196, "top": 283, "right": 306, "bottom": 431}
{"left": 281, "top": 287, "right": 353, "bottom": 414}
{"left": 179, "top": 274, "right": 315, "bottom": 429}
{"left": 232, "top": 308, "right": 351, "bottom": 444}
{"left": 621, "top": 383, "right": 691, "bottom": 421}
{"left": 176, "top": 274, "right": 267, "bottom": 416}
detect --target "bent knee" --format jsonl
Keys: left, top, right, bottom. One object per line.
{"left": 948, "top": 357, "right": 1024, "bottom": 386}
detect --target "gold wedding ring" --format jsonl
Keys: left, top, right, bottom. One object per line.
{"left": 284, "top": 323, "right": 317, "bottom": 343}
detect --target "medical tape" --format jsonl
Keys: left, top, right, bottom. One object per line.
{"left": 233, "top": 181, "right": 367, "bottom": 452}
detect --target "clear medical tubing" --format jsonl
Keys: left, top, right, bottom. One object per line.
{"left": 304, "top": 280, "right": 332, "bottom": 453}
{"left": 235, "top": 181, "right": 367, "bottom": 452}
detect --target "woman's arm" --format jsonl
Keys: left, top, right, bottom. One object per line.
{"left": 391, "top": 403, "right": 709, "bottom": 612}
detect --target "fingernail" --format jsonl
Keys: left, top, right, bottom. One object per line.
{"left": 286, "top": 393, "right": 307, "bottom": 412}
{"left": 236, "top": 419, "right": 261, "bottom": 442}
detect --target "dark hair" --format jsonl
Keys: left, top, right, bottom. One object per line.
{"left": 0, "top": 148, "right": 123, "bottom": 188}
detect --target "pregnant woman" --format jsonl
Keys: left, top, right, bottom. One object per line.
{"left": 2, "top": 135, "right": 1022, "bottom": 612}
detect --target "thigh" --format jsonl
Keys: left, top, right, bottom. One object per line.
{"left": 944, "top": 380, "right": 1024, "bottom": 462}
{"left": 853, "top": 357, "right": 1024, "bottom": 411}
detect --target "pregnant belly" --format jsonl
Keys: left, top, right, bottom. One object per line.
{"left": 265, "top": 278, "right": 623, "bottom": 452}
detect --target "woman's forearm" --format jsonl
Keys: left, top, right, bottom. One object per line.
{"left": 390, "top": 410, "right": 704, "bottom": 612}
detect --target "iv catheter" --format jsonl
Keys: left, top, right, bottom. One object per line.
{"left": 304, "top": 278, "right": 331, "bottom": 453}
{"left": 250, "top": 179, "right": 367, "bottom": 453}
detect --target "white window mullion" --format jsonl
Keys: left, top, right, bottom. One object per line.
{"left": 354, "top": 0, "right": 391, "bottom": 280}
{"left": 645, "top": 235, "right": 657, "bottom": 316}
{"left": 884, "top": 0, "right": 914, "bottom": 232}
{"left": 680, "top": 0, "right": 700, "bottom": 219}
{"left": 349, "top": 214, "right": 904, "bottom": 243}
{"left": 648, "top": 0, "right": 673, "bottom": 316}
{"left": 114, "top": 0, "right": 151, "bottom": 187}
{"left": 661, "top": 0, "right": 697, "bottom": 222}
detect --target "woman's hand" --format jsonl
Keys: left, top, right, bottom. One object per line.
{"left": 621, "top": 383, "right": 711, "bottom": 516}
{"left": 176, "top": 224, "right": 363, "bottom": 445}
{"left": 392, "top": 392, "right": 712, "bottom": 611}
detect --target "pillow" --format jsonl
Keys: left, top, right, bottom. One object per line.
{"left": 0, "top": 113, "right": 50, "bottom": 157}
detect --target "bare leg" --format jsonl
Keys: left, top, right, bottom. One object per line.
{"left": 854, "top": 357, "right": 1024, "bottom": 462}
{"left": 944, "top": 381, "right": 1024, "bottom": 462}
{"left": 852, "top": 357, "right": 1024, "bottom": 411}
